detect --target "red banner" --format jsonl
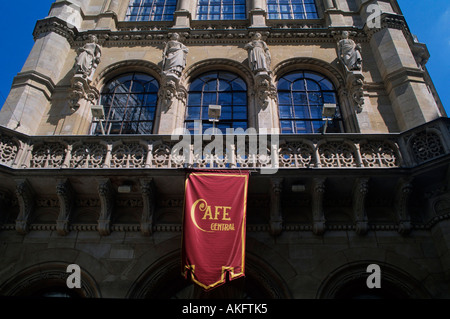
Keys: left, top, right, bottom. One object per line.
{"left": 182, "top": 170, "right": 250, "bottom": 291}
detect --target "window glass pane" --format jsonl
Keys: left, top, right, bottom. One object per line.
{"left": 186, "top": 107, "right": 201, "bottom": 120}
{"left": 308, "top": 92, "right": 323, "bottom": 105}
{"left": 309, "top": 105, "right": 323, "bottom": 119}
{"left": 221, "top": 106, "right": 233, "bottom": 120}
{"left": 203, "top": 93, "right": 217, "bottom": 106}
{"left": 292, "top": 92, "right": 308, "bottom": 105}
{"left": 280, "top": 121, "right": 294, "bottom": 134}
{"left": 196, "top": 0, "right": 246, "bottom": 20}
{"left": 186, "top": 71, "right": 248, "bottom": 132}
{"left": 278, "top": 71, "right": 342, "bottom": 134}
{"left": 277, "top": 78, "right": 291, "bottom": 91}
{"left": 279, "top": 105, "right": 294, "bottom": 119}
{"left": 233, "top": 106, "right": 247, "bottom": 120}
{"left": 278, "top": 92, "right": 292, "bottom": 105}
{"left": 292, "top": 80, "right": 305, "bottom": 91}
{"left": 323, "top": 92, "right": 337, "bottom": 104}
{"left": 232, "top": 78, "right": 247, "bottom": 91}
{"left": 305, "top": 80, "right": 320, "bottom": 91}
{"left": 95, "top": 73, "right": 158, "bottom": 135}
{"left": 218, "top": 93, "right": 232, "bottom": 106}
{"left": 267, "top": 0, "right": 318, "bottom": 20}
{"left": 233, "top": 93, "right": 247, "bottom": 105}
{"left": 218, "top": 80, "right": 232, "bottom": 92}
{"left": 188, "top": 93, "right": 202, "bottom": 106}
{"left": 125, "top": 0, "right": 176, "bottom": 21}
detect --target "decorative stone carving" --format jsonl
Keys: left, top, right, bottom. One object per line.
{"left": 269, "top": 178, "right": 283, "bottom": 236}
{"left": 337, "top": 31, "right": 365, "bottom": 113}
{"left": 319, "top": 141, "right": 357, "bottom": 168}
{"left": 56, "top": 179, "right": 75, "bottom": 236}
{"left": 162, "top": 33, "right": 189, "bottom": 79}
{"left": 395, "top": 177, "right": 413, "bottom": 236}
{"left": 69, "top": 35, "right": 102, "bottom": 112}
{"left": 312, "top": 177, "right": 326, "bottom": 235}
{"left": 245, "top": 33, "right": 277, "bottom": 109}
{"left": 158, "top": 78, "right": 187, "bottom": 110}
{"left": 31, "top": 143, "right": 66, "bottom": 168}
{"left": 111, "top": 143, "right": 147, "bottom": 168}
{"left": 410, "top": 131, "right": 445, "bottom": 164}
{"left": 337, "top": 31, "right": 362, "bottom": 72}
{"left": 245, "top": 33, "right": 271, "bottom": 74}
{"left": 353, "top": 178, "right": 369, "bottom": 236}
{"left": 359, "top": 141, "right": 399, "bottom": 168}
{"left": 0, "top": 134, "right": 19, "bottom": 167}
{"left": 15, "top": 179, "right": 34, "bottom": 235}
{"left": 74, "top": 35, "right": 102, "bottom": 79}
{"left": 159, "top": 33, "right": 188, "bottom": 109}
{"left": 346, "top": 72, "right": 365, "bottom": 113}
{"left": 254, "top": 74, "right": 277, "bottom": 109}
{"left": 140, "top": 179, "right": 156, "bottom": 236}
{"left": 278, "top": 141, "right": 314, "bottom": 168}
{"left": 70, "top": 143, "right": 107, "bottom": 168}
{"left": 97, "top": 178, "right": 115, "bottom": 236}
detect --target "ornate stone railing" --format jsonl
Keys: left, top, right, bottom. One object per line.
{"left": 0, "top": 118, "right": 449, "bottom": 171}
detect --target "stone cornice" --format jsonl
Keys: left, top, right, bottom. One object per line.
{"left": 33, "top": 17, "right": 77, "bottom": 45}
{"left": 32, "top": 15, "right": 373, "bottom": 49}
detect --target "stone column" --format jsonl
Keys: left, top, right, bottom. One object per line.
{"left": 173, "top": 0, "right": 192, "bottom": 28}
{"left": 250, "top": 0, "right": 267, "bottom": 27}
{"left": 323, "top": 0, "right": 345, "bottom": 26}
{"left": 96, "top": 0, "right": 119, "bottom": 30}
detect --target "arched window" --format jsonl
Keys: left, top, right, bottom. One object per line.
{"left": 277, "top": 71, "right": 342, "bottom": 134}
{"left": 125, "top": 0, "right": 177, "bottom": 21}
{"left": 185, "top": 71, "right": 248, "bottom": 134}
{"left": 92, "top": 73, "right": 159, "bottom": 135}
{"left": 196, "top": 0, "right": 246, "bottom": 20}
{"left": 267, "top": 0, "right": 319, "bottom": 19}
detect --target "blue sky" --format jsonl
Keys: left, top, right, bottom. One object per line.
{"left": 0, "top": 1, "right": 448, "bottom": 116}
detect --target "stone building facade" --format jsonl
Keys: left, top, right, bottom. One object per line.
{"left": 0, "top": 0, "right": 449, "bottom": 298}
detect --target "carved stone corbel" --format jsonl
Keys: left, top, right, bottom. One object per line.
{"left": 336, "top": 31, "right": 365, "bottom": 113}
{"left": 353, "top": 177, "right": 369, "bottom": 235}
{"left": 395, "top": 177, "right": 414, "bottom": 236}
{"left": 140, "top": 178, "right": 156, "bottom": 236}
{"left": 269, "top": 178, "right": 283, "bottom": 236}
{"left": 97, "top": 178, "right": 115, "bottom": 236}
{"left": 68, "top": 75, "right": 100, "bottom": 112}
{"left": 312, "top": 177, "right": 326, "bottom": 235}
{"left": 254, "top": 73, "right": 277, "bottom": 110}
{"left": 347, "top": 72, "right": 365, "bottom": 113}
{"left": 56, "top": 179, "right": 75, "bottom": 236}
{"left": 158, "top": 75, "right": 187, "bottom": 111}
{"left": 14, "top": 179, "right": 34, "bottom": 235}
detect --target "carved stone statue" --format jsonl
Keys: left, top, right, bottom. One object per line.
{"left": 245, "top": 33, "right": 271, "bottom": 74}
{"left": 73, "top": 35, "right": 102, "bottom": 80}
{"left": 162, "top": 33, "right": 189, "bottom": 78}
{"left": 69, "top": 34, "right": 102, "bottom": 111}
{"left": 337, "top": 31, "right": 362, "bottom": 71}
